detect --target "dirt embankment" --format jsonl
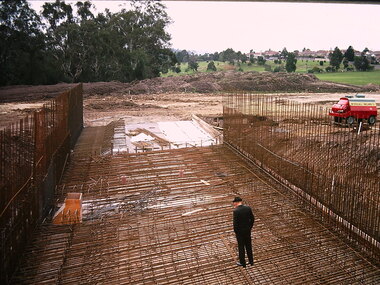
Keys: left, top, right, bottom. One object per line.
{"left": 83, "top": 71, "right": 379, "bottom": 96}
{"left": 1, "top": 71, "right": 379, "bottom": 103}
{"left": 1, "top": 71, "right": 379, "bottom": 127}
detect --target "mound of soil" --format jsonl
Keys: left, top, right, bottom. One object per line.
{"left": 82, "top": 71, "right": 379, "bottom": 96}
{"left": 0, "top": 83, "right": 77, "bottom": 103}
{"left": 1, "top": 71, "right": 379, "bottom": 103}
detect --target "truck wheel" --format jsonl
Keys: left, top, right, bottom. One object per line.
{"left": 368, "top": 116, "right": 376, "bottom": 125}
{"left": 346, "top": 116, "right": 354, "bottom": 125}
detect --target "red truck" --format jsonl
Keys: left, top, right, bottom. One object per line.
{"left": 329, "top": 94, "right": 377, "bottom": 125}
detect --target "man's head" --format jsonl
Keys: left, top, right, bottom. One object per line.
{"left": 233, "top": 196, "right": 243, "bottom": 208}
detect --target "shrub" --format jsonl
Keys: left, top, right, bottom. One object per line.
{"left": 257, "top": 56, "right": 266, "bottom": 65}
{"left": 308, "top": 66, "right": 323, "bottom": 73}
{"left": 273, "top": 66, "right": 285, "bottom": 72}
{"left": 325, "top": 66, "right": 335, "bottom": 72}
{"left": 207, "top": 61, "right": 217, "bottom": 71}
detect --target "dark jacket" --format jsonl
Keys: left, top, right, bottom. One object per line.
{"left": 233, "top": 205, "right": 254, "bottom": 234}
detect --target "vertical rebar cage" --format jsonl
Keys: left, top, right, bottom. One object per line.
{"left": 0, "top": 84, "right": 83, "bottom": 283}
{"left": 223, "top": 93, "right": 380, "bottom": 264}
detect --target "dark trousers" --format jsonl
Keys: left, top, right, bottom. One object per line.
{"left": 236, "top": 231, "right": 253, "bottom": 266}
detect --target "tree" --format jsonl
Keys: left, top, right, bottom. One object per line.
{"left": 207, "top": 61, "right": 217, "bottom": 71}
{"left": 188, "top": 58, "right": 198, "bottom": 71}
{"left": 174, "top": 64, "right": 181, "bottom": 73}
{"left": 285, "top": 52, "right": 297, "bottom": 72}
{"left": 0, "top": 0, "right": 47, "bottom": 85}
{"left": 212, "top": 52, "right": 219, "bottom": 61}
{"left": 42, "top": 0, "right": 176, "bottom": 83}
{"left": 42, "top": 0, "right": 74, "bottom": 30}
{"left": 176, "top": 50, "right": 190, "bottom": 62}
{"left": 342, "top": 58, "right": 349, "bottom": 69}
{"left": 273, "top": 66, "right": 285, "bottom": 72}
{"left": 240, "top": 53, "right": 248, "bottom": 63}
{"left": 257, "top": 56, "right": 266, "bottom": 65}
{"left": 280, "top": 47, "right": 288, "bottom": 59}
{"left": 329, "top": 47, "right": 343, "bottom": 70}
{"left": 354, "top": 55, "right": 370, "bottom": 71}
{"left": 362, "top": 47, "right": 369, "bottom": 55}
{"left": 76, "top": 1, "right": 94, "bottom": 22}
{"left": 344, "top": 46, "right": 355, "bottom": 61}
{"left": 219, "top": 48, "right": 237, "bottom": 63}
{"left": 249, "top": 49, "right": 255, "bottom": 64}
{"left": 1, "top": 0, "right": 177, "bottom": 85}
{"left": 236, "top": 51, "right": 242, "bottom": 62}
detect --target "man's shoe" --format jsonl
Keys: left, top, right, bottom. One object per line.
{"left": 249, "top": 262, "right": 254, "bottom": 266}
{"left": 236, "top": 262, "right": 246, "bottom": 268}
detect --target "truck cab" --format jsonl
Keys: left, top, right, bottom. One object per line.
{"left": 331, "top": 98, "right": 349, "bottom": 113}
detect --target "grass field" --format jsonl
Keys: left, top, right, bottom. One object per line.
{"left": 162, "top": 60, "right": 380, "bottom": 86}
{"left": 162, "top": 61, "right": 234, "bottom": 77}
{"left": 162, "top": 59, "right": 327, "bottom": 76}
{"left": 315, "top": 70, "right": 380, "bottom": 86}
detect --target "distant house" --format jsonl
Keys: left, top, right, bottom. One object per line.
{"left": 246, "top": 52, "right": 263, "bottom": 58}
{"left": 298, "top": 49, "right": 329, "bottom": 60}
{"left": 262, "top": 50, "right": 280, "bottom": 59}
{"left": 246, "top": 50, "right": 280, "bottom": 60}
{"left": 315, "top": 50, "right": 330, "bottom": 59}
{"left": 372, "top": 51, "right": 380, "bottom": 61}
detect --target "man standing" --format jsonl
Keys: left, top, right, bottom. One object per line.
{"left": 233, "top": 196, "right": 254, "bottom": 268}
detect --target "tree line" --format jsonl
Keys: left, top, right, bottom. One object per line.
{"left": 1, "top": 1, "right": 376, "bottom": 86}
{"left": 174, "top": 46, "right": 377, "bottom": 74}
{"left": 173, "top": 48, "right": 298, "bottom": 73}
{"left": 0, "top": 0, "right": 177, "bottom": 86}
{"left": 328, "top": 46, "right": 375, "bottom": 72}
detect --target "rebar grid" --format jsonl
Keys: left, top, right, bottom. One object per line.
{"left": 12, "top": 144, "right": 380, "bottom": 284}
{"left": 223, "top": 93, "right": 380, "bottom": 265}
{"left": 0, "top": 84, "right": 83, "bottom": 283}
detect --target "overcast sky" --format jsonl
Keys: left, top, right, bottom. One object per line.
{"left": 29, "top": 1, "right": 380, "bottom": 54}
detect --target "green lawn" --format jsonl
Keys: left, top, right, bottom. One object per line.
{"left": 162, "top": 60, "right": 380, "bottom": 86}
{"left": 162, "top": 59, "right": 329, "bottom": 75}
{"left": 315, "top": 70, "right": 380, "bottom": 86}
{"left": 295, "top": 59, "right": 328, "bottom": 73}
{"left": 162, "top": 61, "right": 234, "bottom": 77}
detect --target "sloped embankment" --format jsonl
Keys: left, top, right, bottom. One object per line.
{"left": 83, "top": 71, "right": 380, "bottom": 96}
{"left": 1, "top": 71, "right": 379, "bottom": 103}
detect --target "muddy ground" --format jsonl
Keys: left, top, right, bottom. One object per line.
{"left": 1, "top": 71, "right": 379, "bottom": 128}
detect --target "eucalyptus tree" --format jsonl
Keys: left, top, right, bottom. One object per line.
{"left": 0, "top": 0, "right": 46, "bottom": 85}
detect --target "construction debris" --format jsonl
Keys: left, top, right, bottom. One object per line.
{"left": 53, "top": 193, "right": 83, "bottom": 225}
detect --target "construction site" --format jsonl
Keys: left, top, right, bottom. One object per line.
{"left": 1, "top": 73, "right": 380, "bottom": 284}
